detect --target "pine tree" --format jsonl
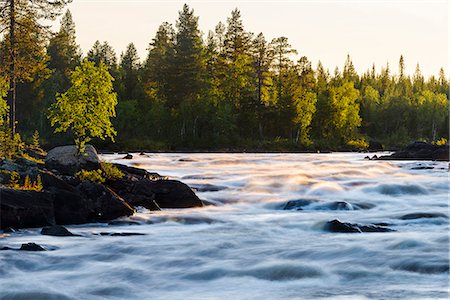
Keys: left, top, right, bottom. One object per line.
{"left": 0, "top": 0, "right": 69, "bottom": 134}
{"left": 47, "top": 10, "right": 81, "bottom": 75}
{"left": 119, "top": 42, "right": 140, "bottom": 100}
{"left": 171, "top": 4, "right": 206, "bottom": 141}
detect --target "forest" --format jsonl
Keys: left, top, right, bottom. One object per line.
{"left": 1, "top": 3, "right": 449, "bottom": 151}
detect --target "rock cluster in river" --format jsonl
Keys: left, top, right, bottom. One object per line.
{"left": 378, "top": 141, "right": 449, "bottom": 161}
{"left": 0, "top": 145, "right": 203, "bottom": 229}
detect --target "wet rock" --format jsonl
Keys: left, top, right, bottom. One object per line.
{"left": 391, "top": 259, "right": 449, "bottom": 274}
{"left": 149, "top": 180, "right": 203, "bottom": 208}
{"left": 378, "top": 141, "right": 449, "bottom": 161}
{"left": 314, "top": 201, "right": 354, "bottom": 211}
{"left": 98, "top": 232, "right": 146, "bottom": 236}
{"left": 410, "top": 166, "right": 434, "bottom": 170}
{"left": 352, "top": 202, "right": 376, "bottom": 210}
{"left": 19, "top": 242, "right": 46, "bottom": 251}
{"left": 399, "top": 212, "right": 448, "bottom": 220}
{"left": 15, "top": 157, "right": 39, "bottom": 168}
{"left": 123, "top": 153, "right": 133, "bottom": 159}
{"left": 107, "top": 177, "right": 161, "bottom": 210}
{"left": 41, "top": 225, "right": 78, "bottom": 237}
{"left": 2, "top": 227, "right": 16, "bottom": 233}
{"left": 323, "top": 219, "right": 395, "bottom": 233}
{"left": 45, "top": 145, "right": 101, "bottom": 175}
{"left": 113, "top": 163, "right": 161, "bottom": 179}
{"left": 192, "top": 183, "right": 227, "bottom": 192}
{"left": 0, "top": 159, "right": 21, "bottom": 172}
{"left": 283, "top": 199, "right": 318, "bottom": 210}
{"left": 0, "top": 188, "right": 55, "bottom": 229}
{"left": 51, "top": 182, "right": 135, "bottom": 225}
{"left": 74, "top": 181, "right": 135, "bottom": 222}
{"left": 170, "top": 216, "right": 217, "bottom": 225}
{"left": 39, "top": 170, "right": 76, "bottom": 192}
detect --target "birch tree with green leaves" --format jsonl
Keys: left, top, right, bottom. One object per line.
{"left": 48, "top": 60, "right": 117, "bottom": 153}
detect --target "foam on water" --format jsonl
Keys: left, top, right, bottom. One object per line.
{"left": 1, "top": 152, "right": 448, "bottom": 299}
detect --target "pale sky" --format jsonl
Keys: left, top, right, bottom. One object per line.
{"left": 61, "top": 0, "right": 449, "bottom": 77}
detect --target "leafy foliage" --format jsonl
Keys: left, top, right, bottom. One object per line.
{"left": 101, "top": 162, "right": 124, "bottom": 180}
{"left": 76, "top": 169, "right": 105, "bottom": 184}
{"left": 48, "top": 59, "right": 117, "bottom": 153}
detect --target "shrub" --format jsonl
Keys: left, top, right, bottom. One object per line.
{"left": 347, "top": 138, "right": 369, "bottom": 150}
{"left": 434, "top": 137, "right": 448, "bottom": 146}
{"left": 76, "top": 169, "right": 105, "bottom": 184}
{"left": 101, "top": 162, "right": 124, "bottom": 180}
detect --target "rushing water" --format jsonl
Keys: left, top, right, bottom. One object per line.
{"left": 1, "top": 153, "right": 449, "bottom": 299}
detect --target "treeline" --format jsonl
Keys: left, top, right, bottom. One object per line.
{"left": 1, "top": 4, "right": 449, "bottom": 150}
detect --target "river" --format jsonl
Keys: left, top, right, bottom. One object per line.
{"left": 1, "top": 153, "right": 449, "bottom": 299}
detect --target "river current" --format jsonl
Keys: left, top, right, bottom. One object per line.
{"left": 1, "top": 153, "right": 449, "bottom": 299}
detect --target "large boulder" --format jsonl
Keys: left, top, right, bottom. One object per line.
{"left": 149, "top": 180, "right": 203, "bottom": 208}
{"left": 53, "top": 181, "right": 135, "bottom": 225}
{"left": 0, "top": 188, "right": 55, "bottom": 229}
{"left": 45, "top": 145, "right": 101, "bottom": 175}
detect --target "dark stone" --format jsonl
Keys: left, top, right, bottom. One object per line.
{"left": 0, "top": 159, "right": 20, "bottom": 172}
{"left": 41, "top": 225, "right": 78, "bottom": 237}
{"left": 352, "top": 202, "right": 376, "bottom": 210}
{"left": 191, "top": 183, "right": 227, "bottom": 192}
{"left": 123, "top": 154, "right": 133, "bottom": 159}
{"left": 39, "top": 170, "right": 76, "bottom": 192}
{"left": 323, "top": 219, "right": 394, "bottom": 233}
{"left": 432, "top": 147, "right": 449, "bottom": 161}
{"left": 378, "top": 141, "right": 449, "bottom": 161}
{"left": 3, "top": 227, "right": 16, "bottom": 233}
{"left": 1, "top": 246, "right": 13, "bottom": 250}
{"left": 45, "top": 145, "right": 101, "bottom": 175}
{"left": 107, "top": 177, "right": 161, "bottom": 210}
{"left": 149, "top": 180, "right": 203, "bottom": 208}
{"left": 15, "top": 157, "right": 38, "bottom": 168}
{"left": 99, "top": 232, "right": 146, "bottom": 236}
{"left": 283, "top": 199, "right": 318, "bottom": 210}
{"left": 75, "top": 181, "right": 135, "bottom": 222}
{"left": 113, "top": 163, "right": 161, "bottom": 179}
{"left": 19, "top": 242, "right": 46, "bottom": 251}
{"left": 324, "top": 219, "right": 362, "bottom": 233}
{"left": 399, "top": 212, "right": 448, "bottom": 220}
{"left": 0, "top": 188, "right": 55, "bottom": 229}
{"left": 316, "top": 201, "right": 354, "bottom": 211}
{"left": 411, "top": 166, "right": 434, "bottom": 170}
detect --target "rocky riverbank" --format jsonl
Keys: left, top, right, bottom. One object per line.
{"left": 377, "top": 141, "right": 449, "bottom": 161}
{"left": 0, "top": 145, "right": 203, "bottom": 230}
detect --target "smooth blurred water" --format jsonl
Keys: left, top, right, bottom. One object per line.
{"left": 1, "top": 153, "right": 449, "bottom": 299}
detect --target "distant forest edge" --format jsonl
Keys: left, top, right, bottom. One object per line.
{"left": 1, "top": 3, "right": 449, "bottom": 151}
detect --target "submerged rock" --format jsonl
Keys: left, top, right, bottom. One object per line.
{"left": 123, "top": 153, "right": 133, "bottom": 159}
{"left": 283, "top": 199, "right": 318, "bottom": 210}
{"left": 45, "top": 145, "right": 101, "bottom": 175}
{"left": 98, "top": 232, "right": 146, "bottom": 236}
{"left": 41, "top": 225, "right": 78, "bottom": 237}
{"left": 399, "top": 212, "right": 448, "bottom": 220}
{"left": 19, "top": 242, "right": 46, "bottom": 251}
{"left": 323, "top": 219, "right": 395, "bottom": 233}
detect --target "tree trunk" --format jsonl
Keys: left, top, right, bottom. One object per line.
{"left": 8, "top": 0, "right": 16, "bottom": 136}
